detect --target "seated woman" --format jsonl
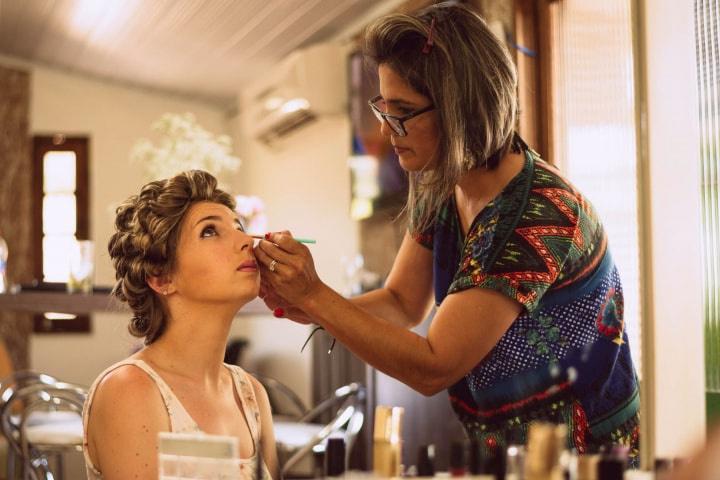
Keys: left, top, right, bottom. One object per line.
{"left": 82, "top": 170, "right": 278, "bottom": 479}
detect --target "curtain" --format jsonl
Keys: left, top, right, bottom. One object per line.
{"left": 695, "top": 0, "right": 720, "bottom": 396}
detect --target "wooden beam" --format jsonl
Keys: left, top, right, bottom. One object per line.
{"left": 513, "top": 0, "right": 557, "bottom": 164}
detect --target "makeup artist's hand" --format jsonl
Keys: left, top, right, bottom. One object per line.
{"left": 259, "top": 280, "right": 313, "bottom": 324}
{"left": 255, "top": 230, "right": 325, "bottom": 311}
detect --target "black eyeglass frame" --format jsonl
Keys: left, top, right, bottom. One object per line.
{"left": 367, "top": 95, "right": 435, "bottom": 137}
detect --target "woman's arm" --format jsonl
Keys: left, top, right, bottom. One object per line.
{"left": 257, "top": 232, "right": 435, "bottom": 329}
{"left": 248, "top": 375, "right": 280, "bottom": 480}
{"left": 256, "top": 233, "right": 523, "bottom": 396}
{"left": 305, "top": 283, "right": 522, "bottom": 395}
{"left": 86, "top": 366, "right": 169, "bottom": 480}
{"left": 349, "top": 232, "right": 435, "bottom": 328}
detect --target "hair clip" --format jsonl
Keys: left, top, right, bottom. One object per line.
{"left": 422, "top": 17, "right": 436, "bottom": 54}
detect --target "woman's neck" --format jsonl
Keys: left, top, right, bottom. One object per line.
{"left": 454, "top": 150, "right": 526, "bottom": 233}
{"left": 139, "top": 301, "right": 240, "bottom": 387}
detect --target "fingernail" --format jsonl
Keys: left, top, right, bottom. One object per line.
{"left": 273, "top": 307, "right": 285, "bottom": 318}
{"left": 264, "top": 232, "right": 271, "bottom": 240}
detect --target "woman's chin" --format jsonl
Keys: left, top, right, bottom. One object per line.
{"left": 398, "top": 153, "right": 432, "bottom": 172}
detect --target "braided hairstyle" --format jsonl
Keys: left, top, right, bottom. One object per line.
{"left": 108, "top": 170, "right": 236, "bottom": 344}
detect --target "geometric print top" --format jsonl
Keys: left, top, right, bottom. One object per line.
{"left": 414, "top": 146, "right": 640, "bottom": 462}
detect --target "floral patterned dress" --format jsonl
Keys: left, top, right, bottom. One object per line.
{"left": 415, "top": 145, "right": 640, "bottom": 464}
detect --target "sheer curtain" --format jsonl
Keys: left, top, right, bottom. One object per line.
{"left": 695, "top": 0, "right": 720, "bottom": 397}
{"left": 551, "top": 0, "right": 642, "bottom": 371}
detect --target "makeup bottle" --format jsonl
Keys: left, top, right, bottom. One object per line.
{"left": 417, "top": 444, "right": 436, "bottom": 477}
{"left": 449, "top": 440, "right": 467, "bottom": 477}
{"left": 525, "top": 423, "right": 568, "bottom": 480}
{"left": 325, "top": 437, "right": 346, "bottom": 477}
{"left": 373, "top": 406, "right": 404, "bottom": 478}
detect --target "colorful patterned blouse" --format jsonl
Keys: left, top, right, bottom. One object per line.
{"left": 415, "top": 147, "right": 639, "bottom": 463}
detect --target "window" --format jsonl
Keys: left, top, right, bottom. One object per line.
{"left": 695, "top": 0, "right": 720, "bottom": 419}
{"left": 549, "top": 1, "right": 642, "bottom": 372}
{"left": 32, "top": 135, "right": 90, "bottom": 333}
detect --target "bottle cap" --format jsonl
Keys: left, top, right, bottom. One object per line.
{"left": 325, "top": 437, "right": 346, "bottom": 477}
{"left": 597, "top": 457, "right": 624, "bottom": 480}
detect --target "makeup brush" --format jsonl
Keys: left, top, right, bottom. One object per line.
{"left": 250, "top": 235, "right": 316, "bottom": 244}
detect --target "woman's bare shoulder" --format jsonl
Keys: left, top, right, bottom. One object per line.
{"left": 244, "top": 373, "right": 271, "bottom": 409}
{"left": 86, "top": 362, "right": 170, "bottom": 479}
{"left": 90, "top": 363, "right": 167, "bottom": 428}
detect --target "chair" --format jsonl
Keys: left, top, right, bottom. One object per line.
{"left": 0, "top": 371, "right": 59, "bottom": 479}
{"left": 257, "top": 375, "right": 308, "bottom": 421}
{"left": 262, "top": 379, "right": 366, "bottom": 478}
{"left": 0, "top": 378, "right": 86, "bottom": 480}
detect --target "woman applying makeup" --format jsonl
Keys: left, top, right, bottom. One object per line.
{"left": 256, "top": 1, "right": 640, "bottom": 466}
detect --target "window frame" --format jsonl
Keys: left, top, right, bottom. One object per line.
{"left": 31, "top": 135, "right": 91, "bottom": 333}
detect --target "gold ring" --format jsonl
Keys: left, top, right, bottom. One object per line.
{"left": 269, "top": 259, "right": 277, "bottom": 272}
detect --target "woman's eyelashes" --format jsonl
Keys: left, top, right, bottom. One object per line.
{"left": 200, "top": 222, "right": 245, "bottom": 238}
{"left": 200, "top": 225, "right": 218, "bottom": 238}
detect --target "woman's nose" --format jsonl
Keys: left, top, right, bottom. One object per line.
{"left": 235, "top": 230, "right": 253, "bottom": 251}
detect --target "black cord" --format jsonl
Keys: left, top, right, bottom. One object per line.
{"left": 301, "top": 326, "right": 337, "bottom": 354}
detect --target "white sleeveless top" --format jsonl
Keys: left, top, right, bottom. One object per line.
{"left": 82, "top": 359, "right": 272, "bottom": 479}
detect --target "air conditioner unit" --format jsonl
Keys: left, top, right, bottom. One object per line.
{"left": 243, "top": 43, "right": 347, "bottom": 144}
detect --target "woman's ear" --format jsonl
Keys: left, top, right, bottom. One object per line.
{"left": 147, "top": 274, "right": 175, "bottom": 297}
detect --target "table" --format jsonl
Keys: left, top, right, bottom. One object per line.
{"left": 0, "top": 291, "right": 269, "bottom": 315}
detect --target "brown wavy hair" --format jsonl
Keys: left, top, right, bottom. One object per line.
{"left": 363, "top": 1, "right": 518, "bottom": 234}
{"left": 108, "top": 170, "right": 236, "bottom": 344}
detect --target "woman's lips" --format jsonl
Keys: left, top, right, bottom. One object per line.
{"left": 394, "top": 146, "right": 409, "bottom": 155}
{"left": 237, "top": 261, "right": 258, "bottom": 272}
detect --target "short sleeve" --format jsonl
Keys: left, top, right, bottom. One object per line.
{"left": 447, "top": 196, "right": 578, "bottom": 314}
{"left": 411, "top": 229, "right": 433, "bottom": 250}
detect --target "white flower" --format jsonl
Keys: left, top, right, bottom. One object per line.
{"left": 130, "top": 112, "right": 241, "bottom": 181}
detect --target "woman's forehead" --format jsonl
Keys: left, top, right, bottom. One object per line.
{"left": 185, "top": 201, "right": 236, "bottom": 224}
{"left": 378, "top": 64, "right": 427, "bottom": 104}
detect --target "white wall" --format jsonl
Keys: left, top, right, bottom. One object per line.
{"left": 0, "top": 54, "right": 243, "bottom": 388}
{"left": 641, "top": 0, "right": 706, "bottom": 459}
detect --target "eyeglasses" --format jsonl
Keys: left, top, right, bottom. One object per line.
{"left": 367, "top": 95, "right": 435, "bottom": 137}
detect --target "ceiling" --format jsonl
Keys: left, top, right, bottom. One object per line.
{"left": 0, "top": 0, "right": 404, "bottom": 106}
